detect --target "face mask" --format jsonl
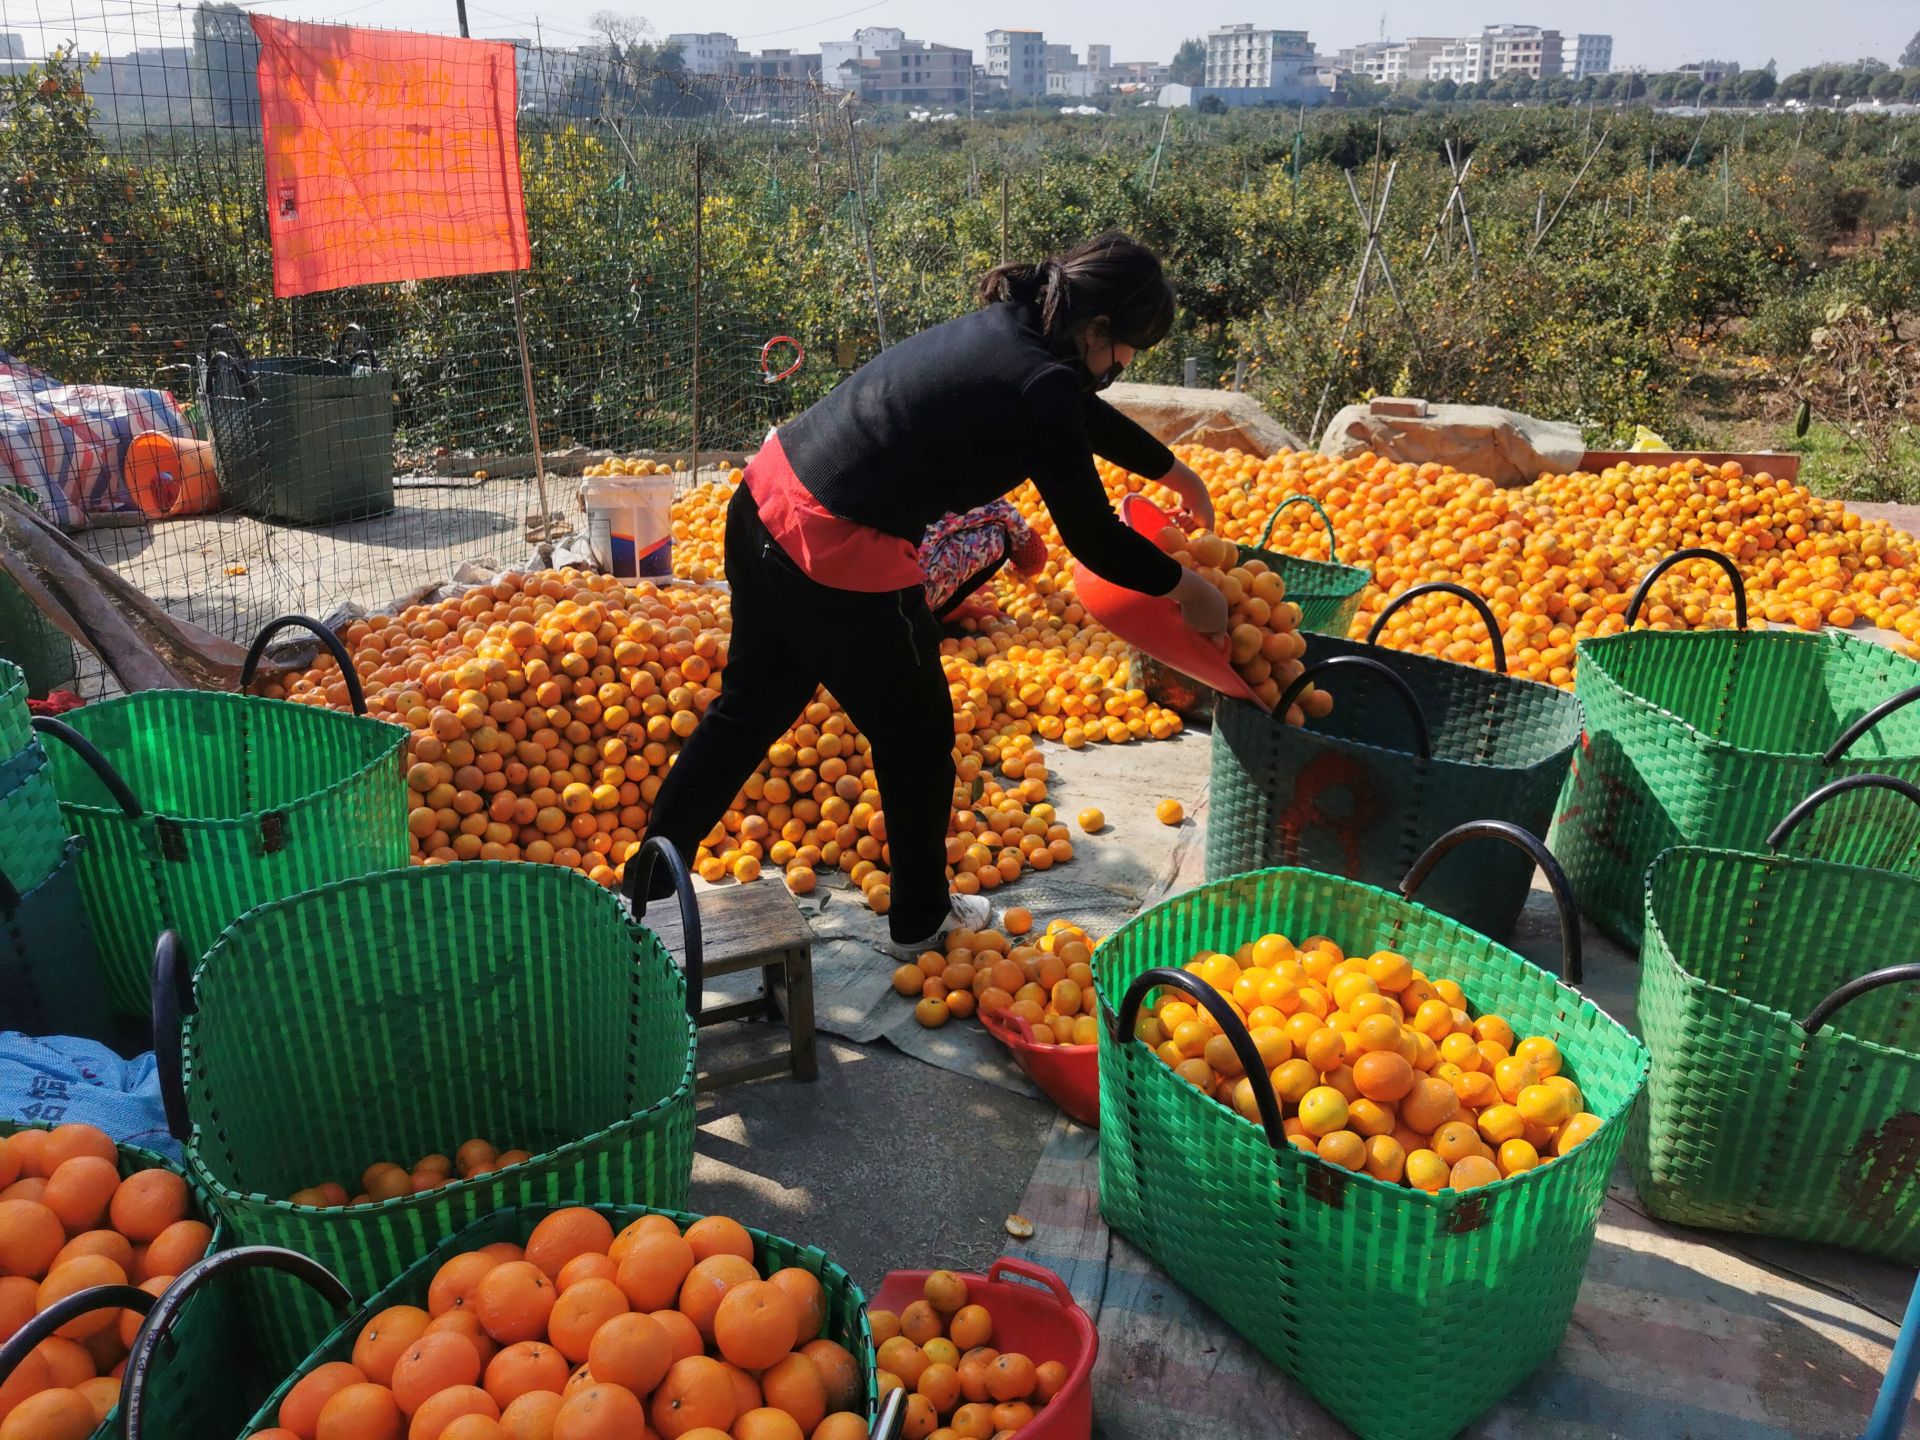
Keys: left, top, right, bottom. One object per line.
{"left": 1083, "top": 358, "right": 1125, "bottom": 393}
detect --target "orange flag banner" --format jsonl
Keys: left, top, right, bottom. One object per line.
{"left": 253, "top": 17, "right": 531, "bottom": 298}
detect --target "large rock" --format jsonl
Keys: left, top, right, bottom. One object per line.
{"left": 1318, "top": 398, "right": 1586, "bottom": 487}
{"left": 1105, "top": 382, "right": 1306, "bottom": 458}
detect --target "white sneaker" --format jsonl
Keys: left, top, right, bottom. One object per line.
{"left": 881, "top": 892, "right": 996, "bottom": 961}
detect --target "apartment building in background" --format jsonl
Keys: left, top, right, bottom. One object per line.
{"left": 1562, "top": 33, "right": 1613, "bottom": 78}
{"left": 1204, "top": 24, "right": 1317, "bottom": 88}
{"left": 985, "top": 28, "right": 1047, "bottom": 96}
{"left": 1675, "top": 58, "right": 1741, "bottom": 84}
{"left": 667, "top": 32, "right": 743, "bottom": 74}
{"left": 820, "top": 26, "right": 905, "bottom": 89}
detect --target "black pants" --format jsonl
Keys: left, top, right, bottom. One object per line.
{"left": 645, "top": 483, "right": 956, "bottom": 943}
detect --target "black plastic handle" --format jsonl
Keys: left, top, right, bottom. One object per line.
{"left": 1766, "top": 773, "right": 1920, "bottom": 852}
{"left": 241, "top": 615, "right": 367, "bottom": 716}
{"left": 205, "top": 349, "right": 262, "bottom": 404}
{"left": 1824, "top": 687, "right": 1920, "bottom": 766}
{"left": 202, "top": 321, "right": 248, "bottom": 369}
{"left": 31, "top": 715, "right": 143, "bottom": 817}
{"left": 1399, "top": 821, "right": 1584, "bottom": 984}
{"left": 0, "top": 1284, "right": 155, "bottom": 1385}
{"left": 331, "top": 323, "right": 378, "bottom": 370}
{"left": 1276, "top": 656, "right": 1433, "bottom": 760}
{"left": 1258, "top": 494, "right": 1341, "bottom": 561}
{"left": 0, "top": 859, "right": 19, "bottom": 915}
{"left": 1111, "top": 966, "right": 1287, "bottom": 1151}
{"left": 1625, "top": 547, "right": 1748, "bottom": 629}
{"left": 623, "top": 837, "right": 705, "bottom": 1018}
{"left": 1801, "top": 963, "right": 1920, "bottom": 1036}
{"left": 871, "top": 1387, "right": 908, "bottom": 1440}
{"left": 151, "top": 930, "right": 194, "bottom": 1144}
{"left": 122, "top": 1247, "right": 354, "bottom": 1440}
{"left": 1366, "top": 582, "right": 1508, "bottom": 674}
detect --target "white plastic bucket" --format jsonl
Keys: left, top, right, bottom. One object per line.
{"left": 579, "top": 473, "right": 674, "bottom": 580}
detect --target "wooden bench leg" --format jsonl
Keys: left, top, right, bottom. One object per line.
{"left": 761, "top": 961, "right": 785, "bottom": 1022}
{"left": 784, "top": 951, "right": 818, "bottom": 1082}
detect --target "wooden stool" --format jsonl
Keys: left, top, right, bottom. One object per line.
{"left": 647, "top": 882, "right": 818, "bottom": 1090}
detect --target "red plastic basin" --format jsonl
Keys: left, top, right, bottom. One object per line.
{"left": 980, "top": 1007, "right": 1099, "bottom": 1128}
{"left": 872, "top": 1257, "right": 1097, "bottom": 1440}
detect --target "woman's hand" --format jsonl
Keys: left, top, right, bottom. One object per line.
{"left": 1158, "top": 460, "right": 1216, "bottom": 531}
{"left": 1170, "top": 567, "right": 1229, "bottom": 638}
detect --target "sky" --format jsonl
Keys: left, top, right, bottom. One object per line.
{"left": 6, "top": 0, "right": 1916, "bottom": 70}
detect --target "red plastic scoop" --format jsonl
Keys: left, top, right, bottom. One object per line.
{"left": 1072, "top": 496, "right": 1259, "bottom": 704}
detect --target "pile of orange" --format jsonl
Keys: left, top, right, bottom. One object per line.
{"left": 289, "top": 1140, "right": 531, "bottom": 1208}
{"left": 1137, "top": 933, "right": 1604, "bottom": 1192}
{"left": 247, "top": 1207, "right": 867, "bottom": 1440}
{"left": 867, "top": 1271, "right": 1066, "bottom": 1440}
{"left": 0, "top": 1124, "right": 212, "bottom": 1434}
{"left": 892, "top": 913, "right": 1100, "bottom": 1041}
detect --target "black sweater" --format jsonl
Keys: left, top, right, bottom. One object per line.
{"left": 776, "top": 302, "right": 1184, "bottom": 596}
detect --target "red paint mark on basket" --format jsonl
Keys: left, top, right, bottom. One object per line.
{"left": 1276, "top": 751, "right": 1374, "bottom": 875}
{"left": 1553, "top": 747, "right": 1638, "bottom": 863}
{"left": 1848, "top": 1111, "right": 1920, "bottom": 1224}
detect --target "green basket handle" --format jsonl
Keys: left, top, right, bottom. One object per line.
{"left": 1766, "top": 773, "right": 1920, "bottom": 852}
{"left": 242, "top": 614, "right": 367, "bottom": 716}
{"left": 0, "top": 1283, "right": 156, "bottom": 1386}
{"left": 1111, "top": 966, "right": 1288, "bottom": 1151}
{"left": 623, "top": 836, "right": 705, "bottom": 1018}
{"left": 871, "top": 1387, "right": 909, "bottom": 1440}
{"left": 1625, "top": 547, "right": 1748, "bottom": 629}
{"left": 31, "top": 715, "right": 144, "bottom": 817}
{"left": 1823, "top": 686, "right": 1920, "bottom": 766}
{"left": 1800, "top": 963, "right": 1920, "bottom": 1036}
{"left": 1398, "top": 821, "right": 1583, "bottom": 984}
{"left": 1277, "top": 656, "right": 1432, "bottom": 759}
{"left": 122, "top": 1246, "right": 354, "bottom": 1439}
{"left": 1365, "top": 582, "right": 1508, "bottom": 674}
{"left": 1257, "top": 494, "right": 1340, "bottom": 561}
{"left": 151, "top": 930, "right": 195, "bottom": 1143}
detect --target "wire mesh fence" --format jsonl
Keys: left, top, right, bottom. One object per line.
{"left": 0, "top": 0, "right": 855, "bottom": 681}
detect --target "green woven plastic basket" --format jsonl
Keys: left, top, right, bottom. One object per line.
{"left": 0, "top": 657, "right": 29, "bottom": 756}
{"left": 0, "top": 740, "right": 67, "bottom": 896}
{"left": 0, "top": 838, "right": 114, "bottom": 1044}
{"left": 0, "top": 568, "right": 75, "bottom": 699}
{"left": 1630, "top": 773, "right": 1920, "bottom": 1261}
{"left": 1132, "top": 495, "right": 1373, "bottom": 721}
{"left": 158, "top": 846, "right": 703, "bottom": 1373}
{"left": 37, "top": 615, "right": 409, "bottom": 1016}
{"left": 1208, "top": 620, "right": 1584, "bottom": 940}
{"left": 1097, "top": 823, "right": 1648, "bottom": 1440}
{"left": 0, "top": 1121, "right": 246, "bottom": 1440}
{"left": 1548, "top": 548, "right": 1920, "bottom": 946}
{"left": 241, "top": 1204, "right": 881, "bottom": 1439}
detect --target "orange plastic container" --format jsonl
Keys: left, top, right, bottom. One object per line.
{"left": 872, "top": 1257, "right": 1096, "bottom": 1440}
{"left": 125, "top": 431, "right": 221, "bottom": 517}
{"left": 981, "top": 1007, "right": 1099, "bottom": 1128}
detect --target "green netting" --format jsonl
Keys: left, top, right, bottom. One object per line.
{"left": 1549, "top": 628, "right": 1920, "bottom": 946}
{"left": 1094, "top": 866, "right": 1647, "bottom": 1440}
{"left": 44, "top": 691, "right": 409, "bottom": 1015}
{"left": 0, "top": 660, "right": 28, "bottom": 757}
{"left": 0, "top": 839, "right": 113, "bottom": 1043}
{"left": 1631, "top": 846, "right": 1920, "bottom": 1260}
{"left": 0, "top": 1121, "right": 244, "bottom": 1440}
{"left": 1208, "top": 635, "right": 1583, "bottom": 939}
{"left": 0, "top": 744, "right": 67, "bottom": 896}
{"left": 242, "top": 1204, "right": 878, "bottom": 1438}
{"left": 178, "top": 862, "right": 697, "bottom": 1373}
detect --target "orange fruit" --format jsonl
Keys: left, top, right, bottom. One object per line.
{"left": 813, "top": 1415, "right": 871, "bottom": 1440}
{"left": 800, "top": 1339, "right": 860, "bottom": 1414}
{"left": 866, "top": 1310, "right": 900, "bottom": 1346}
{"left": 1, "top": 1133, "right": 44, "bottom": 1182}
{"left": 767, "top": 1267, "right": 826, "bottom": 1346}
{"left": 1555, "top": 1112, "right": 1604, "bottom": 1156}
{"left": 438, "top": 1418, "right": 508, "bottom": 1440}
{"left": 922, "top": 1270, "right": 967, "bottom": 1316}
{"left": 429, "top": 1253, "right": 499, "bottom": 1318}
{"left": 353, "top": 1305, "right": 432, "bottom": 1386}
{"left": 118, "top": 1275, "right": 173, "bottom": 1348}
{"left": 985, "top": 1352, "right": 1035, "bottom": 1403}
{"left": 899, "top": 1394, "right": 937, "bottom": 1440}
{"left": 948, "top": 1403, "right": 994, "bottom": 1439}
{"left": 677, "top": 1254, "right": 757, "bottom": 1345}
{"left": 35, "top": 1337, "right": 94, "bottom": 1387}
{"left": 897, "top": 1300, "right": 942, "bottom": 1346}
{"left": 499, "top": 1391, "right": 564, "bottom": 1440}
{"left": 107, "top": 1170, "right": 189, "bottom": 1243}
{"left": 40, "top": 1158, "right": 119, "bottom": 1235}
{"left": 648, "top": 1309, "right": 705, "bottom": 1364}
{"left": 734, "top": 1410, "right": 803, "bottom": 1440}
{"left": 279, "top": 1360, "right": 370, "bottom": 1438}
{"left": 649, "top": 1356, "right": 736, "bottom": 1439}
{"left": 0, "top": 1348, "right": 51, "bottom": 1425}
{"left": 138, "top": 1220, "right": 212, "bottom": 1282}
{"left": 474, "top": 1263, "right": 556, "bottom": 1346}
{"left": 0, "top": 1390, "right": 96, "bottom": 1440}
{"left": 1296, "top": 1087, "right": 1348, "bottom": 1139}
{"left": 553, "top": 1254, "right": 617, "bottom": 1293}
{"left": 607, "top": 1214, "right": 679, "bottom": 1265}
{"left": 916, "top": 1361, "right": 961, "bottom": 1413}
{"left": 476, "top": 1245, "right": 524, "bottom": 1268}
{"left": 524, "top": 1210, "right": 614, "bottom": 1284}
{"left": 991, "top": 1401, "right": 1035, "bottom": 1432}
{"left": 407, "top": 1385, "right": 498, "bottom": 1440}
{"left": 759, "top": 1351, "right": 827, "bottom": 1434}
{"left": 544, "top": 1277, "right": 627, "bottom": 1363}
{"left": 614, "top": 1231, "right": 695, "bottom": 1311}
{"left": 51, "top": 1230, "right": 135, "bottom": 1277}
{"left": 583, "top": 1312, "right": 670, "bottom": 1397}
{"left": 1448, "top": 1156, "right": 1501, "bottom": 1190}
{"left": 1498, "top": 1139, "right": 1541, "bottom": 1176}
{"left": 426, "top": 1309, "right": 498, "bottom": 1369}
{"left": 37, "top": 1256, "right": 127, "bottom": 1338}
{"left": 393, "top": 1331, "right": 485, "bottom": 1415}
{"left": 1034, "top": 1359, "right": 1069, "bottom": 1402}
{"left": 41, "top": 1126, "right": 115, "bottom": 1173}
{"left": 1399, "top": 1076, "right": 1460, "bottom": 1133}
{"left": 456, "top": 1141, "right": 498, "bottom": 1177}
{"left": 1155, "top": 799, "right": 1184, "bottom": 826}
{"left": 712, "top": 1280, "right": 798, "bottom": 1370}
{"left": 874, "top": 1337, "right": 929, "bottom": 1388}
{"left": 551, "top": 1383, "right": 644, "bottom": 1440}
{"left": 720, "top": 1362, "right": 761, "bottom": 1416}
{"left": 1514, "top": 1036, "right": 1562, "bottom": 1078}
{"left": 0, "top": 1275, "right": 35, "bottom": 1343}
{"left": 2, "top": 1179, "right": 48, "bottom": 1206}
{"left": 315, "top": 1382, "right": 404, "bottom": 1440}
{"left": 1351, "top": 1051, "right": 1415, "bottom": 1103}
{"left": 74, "top": 1376, "right": 120, "bottom": 1424}
{"left": 1516, "top": 1083, "right": 1572, "bottom": 1129}
{"left": 682, "top": 1216, "right": 754, "bottom": 1265}
{"left": 483, "top": 1341, "right": 570, "bottom": 1408}
{"left": 1316, "top": 1130, "right": 1366, "bottom": 1171}
{"left": 947, "top": 1305, "right": 991, "bottom": 1351}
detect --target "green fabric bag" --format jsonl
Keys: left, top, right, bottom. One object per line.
{"left": 1208, "top": 592, "right": 1584, "bottom": 940}
{"left": 159, "top": 846, "right": 702, "bottom": 1374}
{"left": 1096, "top": 823, "right": 1647, "bottom": 1440}
{"left": 37, "top": 616, "right": 409, "bottom": 1016}
{"left": 1548, "top": 548, "right": 1920, "bottom": 946}
{"left": 0, "top": 741, "right": 67, "bottom": 896}
{"left": 0, "top": 838, "right": 113, "bottom": 1043}
{"left": 1630, "top": 772, "right": 1920, "bottom": 1260}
